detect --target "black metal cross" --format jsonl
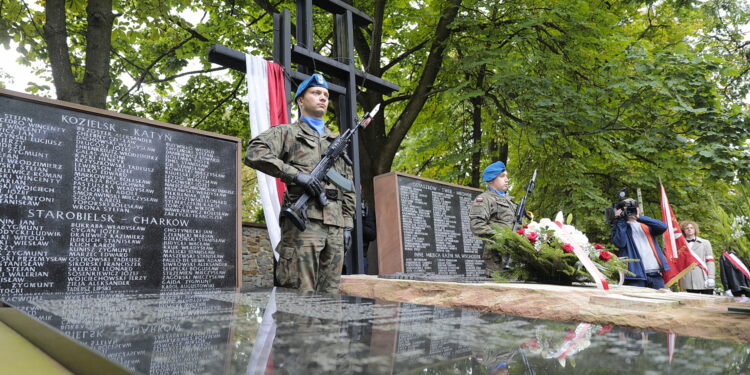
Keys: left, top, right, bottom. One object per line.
{"left": 208, "top": 0, "right": 399, "bottom": 275}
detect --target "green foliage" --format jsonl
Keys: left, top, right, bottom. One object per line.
{"left": 241, "top": 165, "right": 263, "bottom": 224}
{"left": 393, "top": 0, "right": 750, "bottom": 258}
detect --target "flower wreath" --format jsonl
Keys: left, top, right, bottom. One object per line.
{"left": 484, "top": 212, "right": 634, "bottom": 286}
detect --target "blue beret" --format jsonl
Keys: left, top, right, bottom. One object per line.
{"left": 295, "top": 73, "right": 329, "bottom": 100}
{"left": 482, "top": 161, "right": 506, "bottom": 182}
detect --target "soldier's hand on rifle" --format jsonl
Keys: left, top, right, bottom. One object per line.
{"left": 294, "top": 172, "right": 323, "bottom": 197}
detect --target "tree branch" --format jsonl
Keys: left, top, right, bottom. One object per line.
{"left": 381, "top": 39, "right": 429, "bottom": 73}
{"left": 377, "top": 0, "right": 463, "bottom": 174}
{"left": 144, "top": 67, "right": 228, "bottom": 84}
{"left": 19, "top": 0, "right": 45, "bottom": 40}
{"left": 382, "top": 94, "right": 412, "bottom": 106}
{"left": 191, "top": 76, "right": 244, "bottom": 129}
{"left": 117, "top": 35, "right": 196, "bottom": 101}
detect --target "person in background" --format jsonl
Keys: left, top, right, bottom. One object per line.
{"left": 679, "top": 221, "right": 715, "bottom": 294}
{"left": 469, "top": 161, "right": 517, "bottom": 275}
{"left": 361, "top": 201, "right": 377, "bottom": 272}
{"left": 611, "top": 199, "right": 671, "bottom": 289}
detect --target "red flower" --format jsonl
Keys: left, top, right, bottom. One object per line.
{"left": 599, "top": 251, "right": 612, "bottom": 262}
{"left": 526, "top": 232, "right": 538, "bottom": 243}
{"left": 523, "top": 224, "right": 529, "bottom": 229}
{"left": 516, "top": 228, "right": 525, "bottom": 235}
{"left": 596, "top": 325, "right": 613, "bottom": 335}
{"left": 562, "top": 243, "right": 574, "bottom": 253}
{"left": 520, "top": 339, "right": 539, "bottom": 349}
{"left": 594, "top": 243, "right": 604, "bottom": 250}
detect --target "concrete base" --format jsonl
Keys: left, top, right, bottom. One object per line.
{"left": 340, "top": 275, "right": 750, "bottom": 343}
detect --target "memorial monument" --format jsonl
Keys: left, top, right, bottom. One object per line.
{"left": 374, "top": 172, "right": 486, "bottom": 277}
{"left": 0, "top": 89, "right": 242, "bottom": 294}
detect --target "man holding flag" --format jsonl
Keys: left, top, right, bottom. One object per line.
{"left": 658, "top": 185, "right": 709, "bottom": 288}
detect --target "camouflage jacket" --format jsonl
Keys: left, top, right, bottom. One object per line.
{"left": 468, "top": 190, "right": 517, "bottom": 237}
{"left": 244, "top": 120, "right": 355, "bottom": 228}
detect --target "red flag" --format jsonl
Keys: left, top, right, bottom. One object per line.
{"left": 266, "top": 61, "right": 289, "bottom": 202}
{"left": 659, "top": 184, "right": 708, "bottom": 287}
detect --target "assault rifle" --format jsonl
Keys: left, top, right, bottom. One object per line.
{"left": 512, "top": 169, "right": 537, "bottom": 231}
{"left": 281, "top": 104, "right": 381, "bottom": 231}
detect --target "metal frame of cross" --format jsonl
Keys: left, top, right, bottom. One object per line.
{"left": 209, "top": 0, "right": 399, "bottom": 275}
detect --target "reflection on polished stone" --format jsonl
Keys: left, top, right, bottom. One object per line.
{"left": 1, "top": 288, "right": 748, "bottom": 374}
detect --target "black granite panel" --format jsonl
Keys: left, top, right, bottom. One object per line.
{"left": 397, "top": 175, "right": 484, "bottom": 277}
{"left": 1, "top": 290, "right": 748, "bottom": 374}
{"left": 0, "top": 93, "right": 238, "bottom": 294}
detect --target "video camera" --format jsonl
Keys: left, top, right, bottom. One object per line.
{"left": 605, "top": 189, "right": 639, "bottom": 225}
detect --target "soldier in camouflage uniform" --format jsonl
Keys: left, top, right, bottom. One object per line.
{"left": 469, "top": 161, "right": 517, "bottom": 275}
{"left": 244, "top": 73, "right": 355, "bottom": 294}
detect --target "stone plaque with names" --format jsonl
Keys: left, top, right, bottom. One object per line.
{"left": 374, "top": 172, "right": 485, "bottom": 277}
{"left": 0, "top": 89, "right": 241, "bottom": 294}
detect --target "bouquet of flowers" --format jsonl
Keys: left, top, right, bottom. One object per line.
{"left": 484, "top": 212, "right": 633, "bottom": 285}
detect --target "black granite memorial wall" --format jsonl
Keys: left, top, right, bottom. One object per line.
{"left": 0, "top": 89, "right": 241, "bottom": 294}
{"left": 374, "top": 172, "right": 485, "bottom": 277}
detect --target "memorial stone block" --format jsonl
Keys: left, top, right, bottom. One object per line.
{"left": 0, "top": 89, "right": 241, "bottom": 294}
{"left": 374, "top": 172, "right": 485, "bottom": 277}
{"left": 1, "top": 289, "right": 747, "bottom": 374}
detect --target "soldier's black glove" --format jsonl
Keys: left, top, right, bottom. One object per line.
{"left": 344, "top": 227, "right": 353, "bottom": 253}
{"left": 294, "top": 172, "right": 323, "bottom": 197}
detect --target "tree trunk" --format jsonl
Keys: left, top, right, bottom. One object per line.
{"left": 44, "top": 0, "right": 80, "bottom": 103}
{"left": 81, "top": 0, "right": 114, "bottom": 109}
{"left": 355, "top": 0, "right": 463, "bottom": 204}
{"left": 374, "top": 0, "right": 462, "bottom": 175}
{"left": 44, "top": 0, "right": 114, "bottom": 108}
{"left": 469, "top": 64, "right": 486, "bottom": 188}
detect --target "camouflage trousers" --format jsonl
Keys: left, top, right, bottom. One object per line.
{"left": 482, "top": 246, "right": 506, "bottom": 277}
{"left": 276, "top": 218, "right": 345, "bottom": 293}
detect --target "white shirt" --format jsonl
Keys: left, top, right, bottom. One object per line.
{"left": 627, "top": 221, "right": 660, "bottom": 271}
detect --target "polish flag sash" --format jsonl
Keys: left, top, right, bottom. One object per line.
{"left": 724, "top": 252, "right": 750, "bottom": 280}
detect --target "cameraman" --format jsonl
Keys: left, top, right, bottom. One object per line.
{"left": 610, "top": 199, "right": 671, "bottom": 289}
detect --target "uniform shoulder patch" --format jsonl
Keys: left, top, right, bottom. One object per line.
{"left": 475, "top": 197, "right": 484, "bottom": 202}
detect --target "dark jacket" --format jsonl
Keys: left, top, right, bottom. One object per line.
{"left": 611, "top": 215, "right": 670, "bottom": 281}
{"left": 720, "top": 252, "right": 750, "bottom": 296}
{"left": 361, "top": 204, "right": 376, "bottom": 242}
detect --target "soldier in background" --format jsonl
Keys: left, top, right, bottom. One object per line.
{"left": 244, "top": 73, "right": 355, "bottom": 293}
{"left": 469, "top": 161, "right": 517, "bottom": 275}
{"left": 680, "top": 221, "right": 716, "bottom": 294}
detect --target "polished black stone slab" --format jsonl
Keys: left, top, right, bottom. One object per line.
{"left": 396, "top": 174, "right": 485, "bottom": 277}
{"left": 0, "top": 90, "right": 239, "bottom": 294}
{"left": 1, "top": 289, "right": 748, "bottom": 374}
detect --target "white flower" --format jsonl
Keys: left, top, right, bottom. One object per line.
{"left": 731, "top": 216, "right": 748, "bottom": 240}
